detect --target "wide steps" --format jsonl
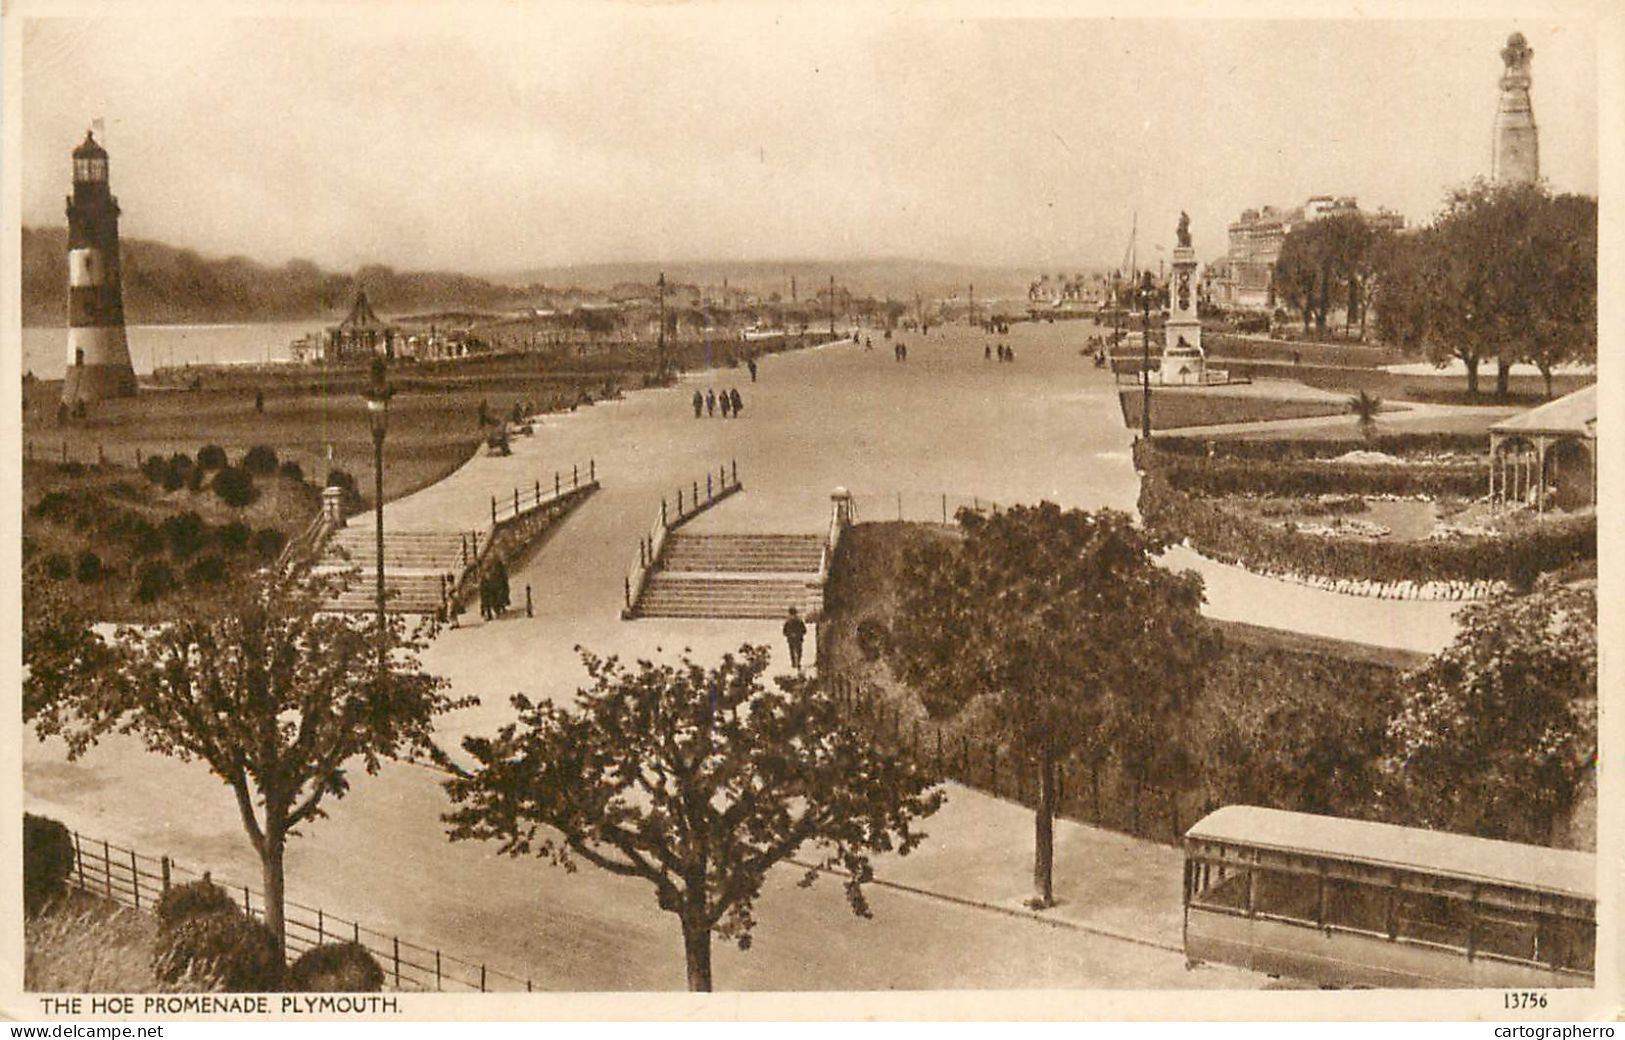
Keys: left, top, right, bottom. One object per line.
{"left": 636, "top": 575, "right": 822, "bottom": 620}
{"left": 660, "top": 534, "right": 824, "bottom": 574}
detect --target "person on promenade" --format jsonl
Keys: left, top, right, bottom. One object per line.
{"left": 692, "top": 389, "right": 704, "bottom": 418}
{"left": 783, "top": 606, "right": 807, "bottom": 671}
{"left": 985, "top": 344, "right": 992, "bottom": 361}
{"left": 865, "top": 336, "right": 873, "bottom": 351}
{"left": 493, "top": 558, "right": 511, "bottom": 616}
{"left": 730, "top": 387, "right": 743, "bottom": 418}
{"left": 720, "top": 390, "right": 732, "bottom": 418}
{"left": 706, "top": 388, "right": 716, "bottom": 417}
{"left": 479, "top": 572, "right": 493, "bottom": 621}
{"left": 747, "top": 357, "right": 758, "bottom": 382}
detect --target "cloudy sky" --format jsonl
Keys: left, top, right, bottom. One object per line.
{"left": 18, "top": 4, "right": 1602, "bottom": 277}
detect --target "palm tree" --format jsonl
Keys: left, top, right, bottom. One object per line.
{"left": 1349, "top": 390, "right": 1383, "bottom": 442}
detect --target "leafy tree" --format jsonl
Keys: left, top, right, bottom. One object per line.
{"left": 241, "top": 445, "right": 279, "bottom": 476}
{"left": 24, "top": 571, "right": 472, "bottom": 957}
{"left": 196, "top": 445, "right": 228, "bottom": 471}
{"left": 441, "top": 644, "right": 942, "bottom": 992}
{"left": 888, "top": 504, "right": 1210, "bottom": 907}
{"left": 212, "top": 466, "right": 256, "bottom": 508}
{"left": 1382, "top": 582, "right": 1596, "bottom": 844}
{"left": 1387, "top": 181, "right": 1596, "bottom": 397}
{"left": 1272, "top": 232, "right": 1322, "bottom": 332}
{"left": 1274, "top": 213, "right": 1376, "bottom": 335}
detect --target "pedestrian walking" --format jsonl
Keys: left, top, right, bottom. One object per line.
{"left": 985, "top": 344, "right": 992, "bottom": 361}
{"left": 692, "top": 389, "right": 704, "bottom": 418}
{"left": 783, "top": 606, "right": 807, "bottom": 671}
{"left": 747, "top": 357, "right": 758, "bottom": 382}
{"left": 720, "top": 391, "right": 732, "bottom": 418}
{"left": 730, "top": 387, "right": 743, "bottom": 417}
{"left": 706, "top": 388, "right": 716, "bottom": 417}
{"left": 479, "top": 573, "right": 493, "bottom": 621}
{"left": 493, "top": 558, "right": 511, "bottom": 615}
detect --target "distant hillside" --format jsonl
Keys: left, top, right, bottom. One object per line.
{"left": 496, "top": 258, "right": 1054, "bottom": 303}
{"left": 21, "top": 227, "right": 539, "bottom": 326}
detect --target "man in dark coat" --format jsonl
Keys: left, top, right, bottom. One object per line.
{"left": 783, "top": 606, "right": 807, "bottom": 671}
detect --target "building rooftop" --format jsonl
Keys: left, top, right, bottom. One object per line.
{"left": 1489, "top": 384, "right": 1597, "bottom": 438}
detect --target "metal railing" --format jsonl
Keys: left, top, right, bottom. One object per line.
{"left": 844, "top": 492, "right": 1001, "bottom": 526}
{"left": 622, "top": 461, "right": 742, "bottom": 616}
{"left": 60, "top": 827, "right": 537, "bottom": 992}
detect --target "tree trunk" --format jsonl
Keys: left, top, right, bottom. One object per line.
{"left": 1542, "top": 364, "right": 1554, "bottom": 400}
{"left": 1496, "top": 358, "right": 1511, "bottom": 400}
{"left": 1032, "top": 750, "right": 1056, "bottom": 908}
{"left": 680, "top": 913, "right": 712, "bottom": 992}
{"left": 1463, "top": 355, "right": 1480, "bottom": 395}
{"left": 260, "top": 838, "right": 287, "bottom": 964}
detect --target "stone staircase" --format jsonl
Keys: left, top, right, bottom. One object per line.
{"left": 633, "top": 533, "right": 825, "bottom": 620}
{"left": 315, "top": 528, "right": 468, "bottom": 615}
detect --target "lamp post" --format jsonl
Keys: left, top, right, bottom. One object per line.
{"left": 363, "top": 358, "right": 393, "bottom": 674}
{"left": 1137, "top": 271, "right": 1156, "bottom": 440}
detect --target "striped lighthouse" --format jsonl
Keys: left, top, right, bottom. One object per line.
{"left": 62, "top": 130, "right": 138, "bottom": 405}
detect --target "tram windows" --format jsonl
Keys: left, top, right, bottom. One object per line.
{"left": 1323, "top": 877, "right": 1390, "bottom": 936}
{"left": 1253, "top": 868, "right": 1320, "bottom": 925}
{"left": 1475, "top": 903, "right": 1539, "bottom": 962}
{"left": 1189, "top": 863, "right": 1249, "bottom": 912}
{"left": 1395, "top": 890, "right": 1472, "bottom": 949}
{"left": 1544, "top": 915, "right": 1595, "bottom": 974}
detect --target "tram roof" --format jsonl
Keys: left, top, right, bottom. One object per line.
{"left": 1186, "top": 805, "right": 1593, "bottom": 900}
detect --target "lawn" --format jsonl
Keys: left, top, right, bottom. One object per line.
{"left": 1117, "top": 389, "right": 1370, "bottom": 431}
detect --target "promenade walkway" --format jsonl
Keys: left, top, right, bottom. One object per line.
{"left": 26, "top": 321, "right": 1468, "bottom": 989}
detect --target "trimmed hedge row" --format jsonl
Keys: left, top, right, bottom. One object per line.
{"left": 1153, "top": 431, "right": 1489, "bottom": 460}
{"left": 1154, "top": 453, "right": 1486, "bottom": 499}
{"left": 1138, "top": 464, "right": 1595, "bottom": 588}
{"left": 23, "top": 814, "right": 74, "bottom": 916}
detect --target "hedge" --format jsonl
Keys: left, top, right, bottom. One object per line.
{"left": 153, "top": 911, "right": 282, "bottom": 992}
{"left": 1153, "top": 432, "right": 1489, "bottom": 460}
{"left": 1138, "top": 464, "right": 1595, "bottom": 588}
{"left": 23, "top": 814, "right": 75, "bottom": 916}
{"left": 1153, "top": 453, "right": 1486, "bottom": 499}
{"left": 286, "top": 943, "right": 384, "bottom": 992}
{"left": 155, "top": 878, "right": 240, "bottom": 931}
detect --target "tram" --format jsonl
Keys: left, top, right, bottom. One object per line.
{"left": 1183, "top": 806, "right": 1594, "bottom": 988}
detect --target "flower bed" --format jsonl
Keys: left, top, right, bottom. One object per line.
{"left": 1154, "top": 432, "right": 1488, "bottom": 460}
{"left": 1136, "top": 441, "right": 1595, "bottom": 593}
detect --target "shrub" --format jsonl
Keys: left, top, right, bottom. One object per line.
{"left": 196, "top": 444, "right": 228, "bottom": 471}
{"left": 155, "top": 878, "right": 240, "bottom": 932}
{"left": 135, "top": 560, "right": 176, "bottom": 603}
{"left": 141, "top": 454, "right": 170, "bottom": 485}
{"left": 187, "top": 554, "right": 227, "bottom": 586}
{"left": 286, "top": 943, "right": 384, "bottom": 992}
{"left": 250, "top": 529, "right": 288, "bottom": 560}
{"left": 75, "top": 550, "right": 103, "bottom": 584}
{"left": 162, "top": 512, "right": 208, "bottom": 559}
{"left": 42, "top": 553, "right": 72, "bottom": 581}
{"left": 219, "top": 521, "right": 252, "bottom": 553}
{"left": 278, "top": 460, "right": 305, "bottom": 483}
{"left": 127, "top": 518, "right": 164, "bottom": 557}
{"left": 31, "top": 491, "right": 78, "bottom": 522}
{"left": 855, "top": 617, "right": 891, "bottom": 662}
{"left": 241, "top": 445, "right": 279, "bottom": 476}
{"left": 187, "top": 466, "right": 206, "bottom": 492}
{"left": 23, "top": 814, "right": 75, "bottom": 917}
{"left": 162, "top": 455, "right": 192, "bottom": 492}
{"left": 212, "top": 467, "right": 256, "bottom": 508}
{"left": 153, "top": 912, "right": 282, "bottom": 992}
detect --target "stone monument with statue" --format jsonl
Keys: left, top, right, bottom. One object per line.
{"left": 1160, "top": 211, "right": 1207, "bottom": 386}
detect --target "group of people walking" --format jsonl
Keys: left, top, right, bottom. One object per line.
{"left": 693, "top": 387, "right": 745, "bottom": 418}
{"left": 893, "top": 341, "right": 909, "bottom": 362}
{"left": 987, "top": 343, "right": 1016, "bottom": 362}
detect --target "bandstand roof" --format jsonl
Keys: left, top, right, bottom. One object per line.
{"left": 1490, "top": 384, "right": 1596, "bottom": 439}
{"left": 334, "top": 289, "right": 392, "bottom": 332}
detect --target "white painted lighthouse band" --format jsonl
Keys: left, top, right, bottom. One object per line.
{"left": 63, "top": 130, "right": 138, "bottom": 404}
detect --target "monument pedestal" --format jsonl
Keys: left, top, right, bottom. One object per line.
{"left": 1161, "top": 244, "right": 1206, "bottom": 386}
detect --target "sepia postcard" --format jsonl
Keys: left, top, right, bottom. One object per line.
{"left": 1, "top": 0, "right": 1619, "bottom": 1023}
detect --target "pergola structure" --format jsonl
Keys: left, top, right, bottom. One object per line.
{"left": 1487, "top": 384, "right": 1596, "bottom": 513}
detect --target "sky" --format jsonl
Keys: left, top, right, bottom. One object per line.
{"left": 16, "top": 4, "right": 1604, "bottom": 278}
